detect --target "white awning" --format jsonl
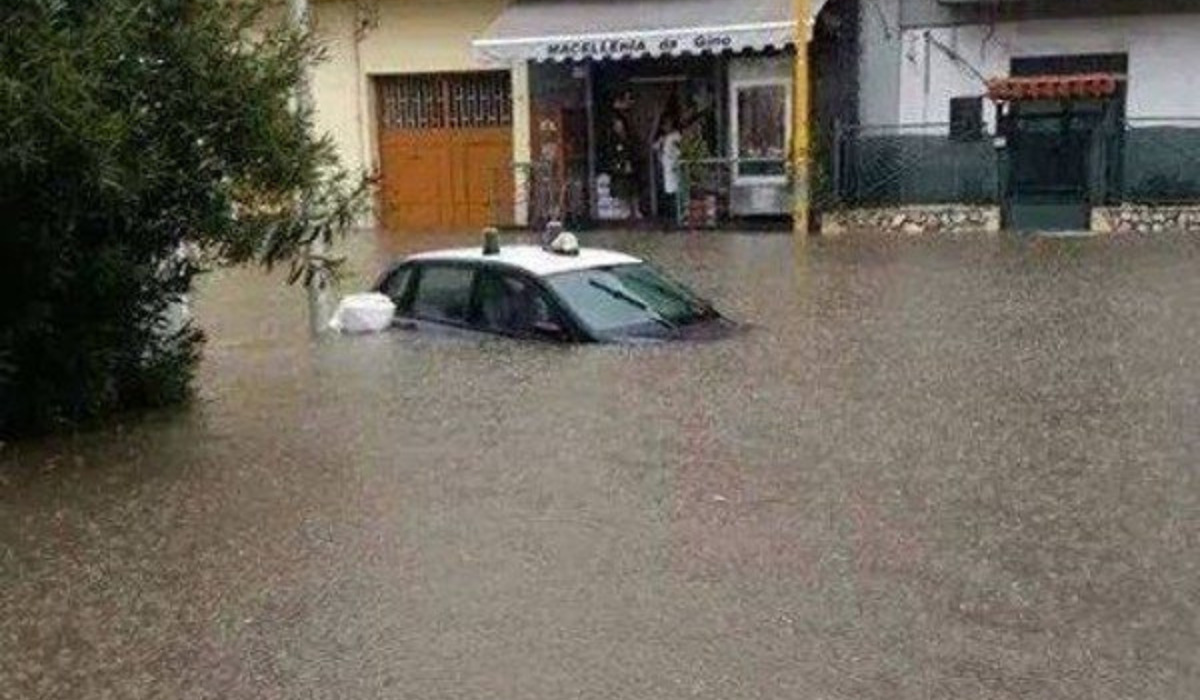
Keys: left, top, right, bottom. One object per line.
{"left": 473, "top": 0, "right": 800, "bottom": 64}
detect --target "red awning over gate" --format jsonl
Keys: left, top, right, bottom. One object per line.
{"left": 986, "top": 73, "right": 1123, "bottom": 102}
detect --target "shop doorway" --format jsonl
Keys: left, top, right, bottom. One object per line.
{"left": 592, "top": 57, "right": 722, "bottom": 224}
{"left": 624, "top": 76, "right": 687, "bottom": 219}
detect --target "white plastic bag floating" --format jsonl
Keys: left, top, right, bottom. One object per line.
{"left": 328, "top": 293, "right": 396, "bottom": 334}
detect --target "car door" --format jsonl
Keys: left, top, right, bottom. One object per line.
{"left": 395, "top": 261, "right": 485, "bottom": 337}
{"left": 473, "top": 268, "right": 576, "bottom": 342}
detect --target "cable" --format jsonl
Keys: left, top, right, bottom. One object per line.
{"left": 861, "top": 0, "right": 896, "bottom": 41}
{"left": 924, "top": 30, "right": 989, "bottom": 87}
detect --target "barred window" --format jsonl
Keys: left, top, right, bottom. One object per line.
{"left": 378, "top": 72, "right": 511, "bottom": 130}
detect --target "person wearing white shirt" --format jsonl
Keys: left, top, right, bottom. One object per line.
{"left": 656, "top": 116, "right": 683, "bottom": 227}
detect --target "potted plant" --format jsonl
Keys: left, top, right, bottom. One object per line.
{"left": 679, "top": 129, "right": 720, "bottom": 228}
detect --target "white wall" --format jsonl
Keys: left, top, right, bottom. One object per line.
{"left": 858, "top": 0, "right": 902, "bottom": 125}
{"left": 897, "top": 12, "right": 1200, "bottom": 127}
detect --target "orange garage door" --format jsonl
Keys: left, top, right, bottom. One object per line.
{"left": 376, "top": 72, "right": 514, "bottom": 233}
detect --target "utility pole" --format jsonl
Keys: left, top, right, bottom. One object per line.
{"left": 289, "top": 0, "right": 329, "bottom": 335}
{"left": 793, "top": 0, "right": 812, "bottom": 239}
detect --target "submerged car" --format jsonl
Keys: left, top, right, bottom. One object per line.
{"left": 372, "top": 235, "right": 732, "bottom": 343}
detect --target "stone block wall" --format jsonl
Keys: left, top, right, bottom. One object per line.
{"left": 821, "top": 205, "right": 1002, "bottom": 236}
{"left": 1091, "top": 205, "right": 1200, "bottom": 234}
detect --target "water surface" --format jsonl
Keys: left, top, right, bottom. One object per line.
{"left": 2, "top": 230, "right": 1198, "bottom": 699}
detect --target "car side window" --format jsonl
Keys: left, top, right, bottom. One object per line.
{"left": 409, "top": 264, "right": 475, "bottom": 324}
{"left": 380, "top": 266, "right": 413, "bottom": 307}
{"left": 475, "top": 270, "right": 559, "bottom": 337}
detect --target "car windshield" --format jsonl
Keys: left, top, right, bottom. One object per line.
{"left": 545, "top": 263, "right": 716, "bottom": 335}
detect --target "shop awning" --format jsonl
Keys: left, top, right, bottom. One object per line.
{"left": 986, "top": 73, "right": 1124, "bottom": 102}
{"left": 473, "top": 0, "right": 797, "bottom": 64}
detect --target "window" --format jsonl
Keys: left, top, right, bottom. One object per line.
{"left": 379, "top": 266, "right": 413, "bottom": 306}
{"left": 545, "top": 264, "right": 715, "bottom": 335}
{"left": 377, "top": 72, "right": 512, "bottom": 131}
{"left": 949, "top": 97, "right": 984, "bottom": 142}
{"left": 476, "top": 271, "right": 558, "bottom": 336}
{"left": 731, "top": 81, "right": 790, "bottom": 181}
{"left": 410, "top": 265, "right": 474, "bottom": 324}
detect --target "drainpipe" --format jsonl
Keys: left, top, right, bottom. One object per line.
{"left": 289, "top": 0, "right": 329, "bottom": 336}
{"left": 793, "top": 0, "right": 813, "bottom": 239}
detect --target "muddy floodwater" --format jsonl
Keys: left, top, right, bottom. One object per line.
{"left": 2, "top": 230, "right": 1198, "bottom": 699}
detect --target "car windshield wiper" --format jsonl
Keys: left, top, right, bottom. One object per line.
{"left": 587, "top": 279, "right": 676, "bottom": 330}
{"left": 621, "top": 274, "right": 717, "bottom": 321}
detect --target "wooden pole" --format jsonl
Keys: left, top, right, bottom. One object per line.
{"left": 793, "top": 0, "right": 812, "bottom": 239}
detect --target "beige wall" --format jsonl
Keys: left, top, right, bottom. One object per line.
{"left": 355, "top": 0, "right": 510, "bottom": 74}
{"left": 309, "top": 0, "right": 527, "bottom": 223}
{"left": 310, "top": 2, "right": 366, "bottom": 175}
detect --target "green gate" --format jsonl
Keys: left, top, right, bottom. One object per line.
{"left": 1005, "top": 99, "right": 1112, "bottom": 232}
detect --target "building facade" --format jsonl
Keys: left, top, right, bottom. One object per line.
{"left": 308, "top": 0, "right": 848, "bottom": 233}
{"left": 310, "top": 0, "right": 525, "bottom": 233}
{"left": 308, "top": 0, "right": 1200, "bottom": 235}
{"left": 472, "top": 0, "right": 810, "bottom": 229}
{"left": 832, "top": 0, "right": 1200, "bottom": 233}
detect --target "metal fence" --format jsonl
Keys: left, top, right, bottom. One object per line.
{"left": 831, "top": 117, "right": 1200, "bottom": 209}
{"left": 833, "top": 122, "right": 1001, "bottom": 208}
{"left": 1122, "top": 118, "right": 1200, "bottom": 203}
{"left": 487, "top": 117, "right": 1200, "bottom": 230}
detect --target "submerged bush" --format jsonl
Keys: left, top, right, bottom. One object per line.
{"left": 0, "top": 0, "right": 364, "bottom": 437}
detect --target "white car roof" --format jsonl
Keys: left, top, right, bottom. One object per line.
{"left": 405, "top": 244, "right": 642, "bottom": 278}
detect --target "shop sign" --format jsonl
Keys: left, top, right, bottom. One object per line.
{"left": 543, "top": 32, "right": 736, "bottom": 60}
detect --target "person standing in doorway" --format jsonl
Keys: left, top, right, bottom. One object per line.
{"left": 607, "top": 90, "right": 644, "bottom": 220}
{"left": 655, "top": 115, "right": 683, "bottom": 227}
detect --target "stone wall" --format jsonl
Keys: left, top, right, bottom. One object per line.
{"left": 1091, "top": 205, "right": 1200, "bottom": 234}
{"left": 821, "top": 205, "right": 1002, "bottom": 236}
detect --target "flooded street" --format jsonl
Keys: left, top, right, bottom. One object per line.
{"left": 2, "top": 230, "right": 1198, "bottom": 699}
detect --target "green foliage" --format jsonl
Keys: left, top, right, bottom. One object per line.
{"left": 0, "top": 0, "right": 366, "bottom": 436}
{"left": 679, "top": 128, "right": 712, "bottom": 163}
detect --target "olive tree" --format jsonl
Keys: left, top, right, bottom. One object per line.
{"left": 0, "top": 0, "right": 364, "bottom": 436}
